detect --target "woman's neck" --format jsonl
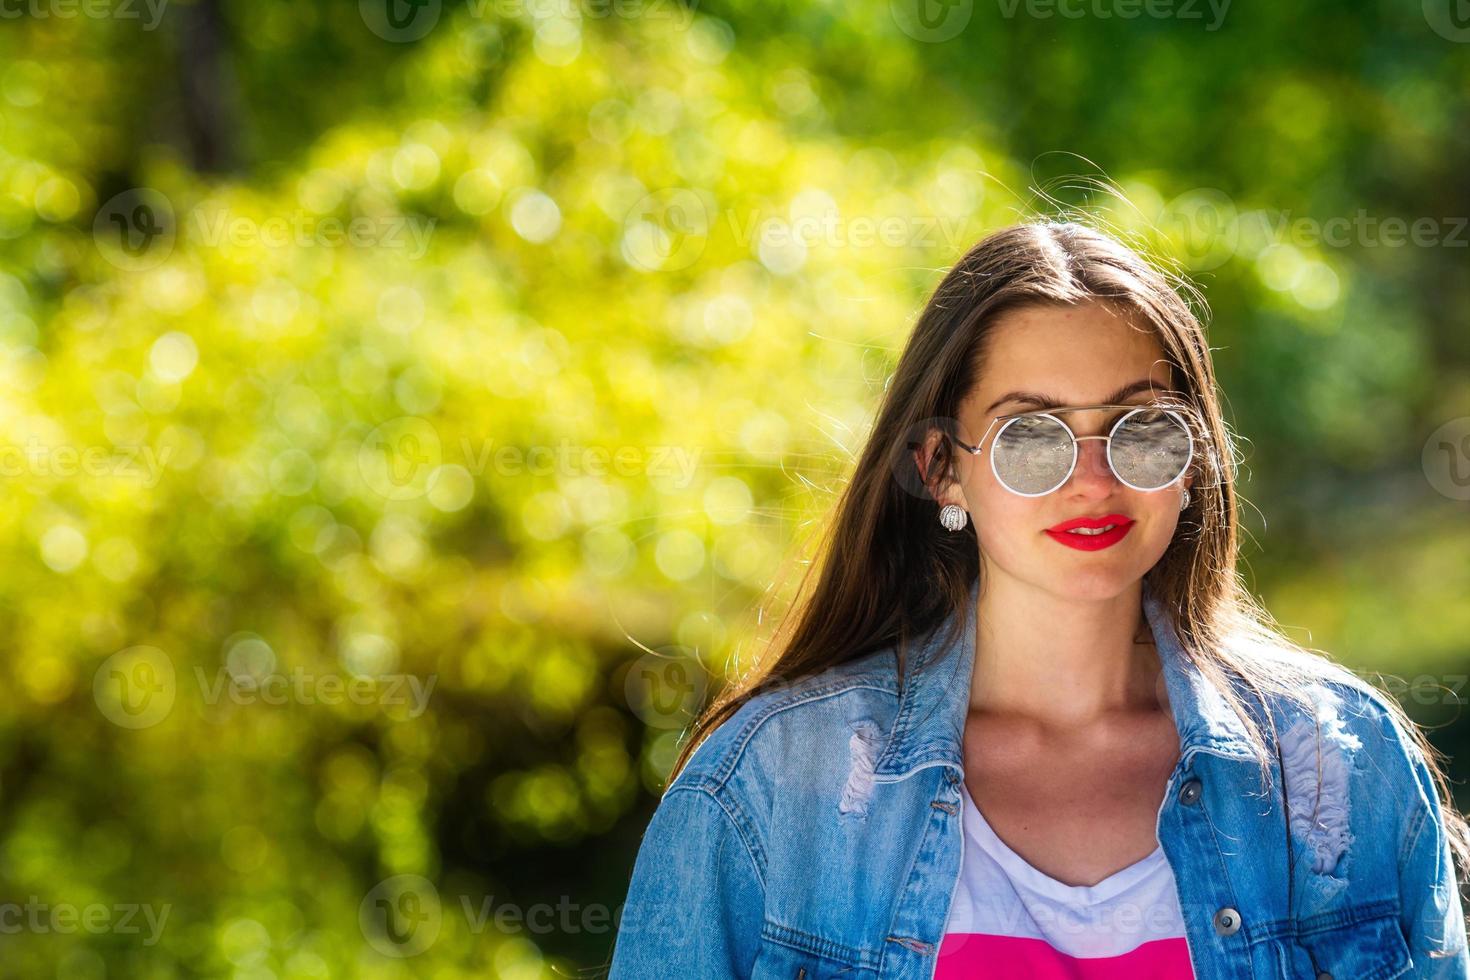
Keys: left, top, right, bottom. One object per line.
{"left": 970, "top": 577, "right": 1162, "bottom": 728}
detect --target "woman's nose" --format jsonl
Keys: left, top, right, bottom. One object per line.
{"left": 1073, "top": 435, "right": 1116, "bottom": 482}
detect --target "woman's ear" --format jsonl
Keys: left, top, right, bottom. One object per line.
{"left": 912, "top": 432, "right": 969, "bottom": 511}
{"left": 913, "top": 429, "right": 954, "bottom": 503}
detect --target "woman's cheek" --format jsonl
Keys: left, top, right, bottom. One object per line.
{"left": 972, "top": 493, "right": 1034, "bottom": 559}
{"left": 1134, "top": 507, "right": 1178, "bottom": 561}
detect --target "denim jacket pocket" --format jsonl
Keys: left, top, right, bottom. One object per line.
{"left": 1274, "top": 900, "right": 1411, "bottom": 980}
{"left": 752, "top": 921, "right": 880, "bottom": 979}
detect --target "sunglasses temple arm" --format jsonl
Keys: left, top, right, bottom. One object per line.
{"left": 956, "top": 418, "right": 1000, "bottom": 456}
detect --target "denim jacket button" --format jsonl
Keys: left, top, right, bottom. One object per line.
{"left": 1212, "top": 907, "right": 1241, "bottom": 936}
{"left": 1315, "top": 973, "right": 1333, "bottom": 980}
{"left": 1178, "top": 778, "right": 1202, "bottom": 805}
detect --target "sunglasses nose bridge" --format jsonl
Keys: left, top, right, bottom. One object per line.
{"left": 1070, "top": 434, "right": 1117, "bottom": 481}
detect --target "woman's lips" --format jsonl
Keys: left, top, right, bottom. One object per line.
{"left": 1043, "top": 520, "right": 1135, "bottom": 551}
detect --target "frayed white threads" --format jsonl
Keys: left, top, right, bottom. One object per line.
{"left": 838, "top": 719, "right": 886, "bottom": 818}
{"left": 1280, "top": 710, "right": 1361, "bottom": 875}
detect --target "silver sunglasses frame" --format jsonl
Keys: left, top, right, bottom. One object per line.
{"left": 949, "top": 403, "right": 1196, "bottom": 498}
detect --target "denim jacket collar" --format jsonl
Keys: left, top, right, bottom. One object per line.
{"left": 870, "top": 576, "right": 1256, "bottom": 780}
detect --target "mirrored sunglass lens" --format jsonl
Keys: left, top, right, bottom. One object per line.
{"left": 993, "top": 415, "right": 1074, "bottom": 494}
{"left": 1109, "top": 410, "right": 1192, "bottom": 489}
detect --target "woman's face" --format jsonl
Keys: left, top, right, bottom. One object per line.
{"left": 937, "top": 301, "right": 1194, "bottom": 602}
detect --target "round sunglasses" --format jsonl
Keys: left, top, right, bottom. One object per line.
{"left": 949, "top": 402, "right": 1196, "bottom": 497}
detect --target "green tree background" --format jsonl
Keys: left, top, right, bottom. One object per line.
{"left": 1, "top": 0, "right": 1468, "bottom": 974}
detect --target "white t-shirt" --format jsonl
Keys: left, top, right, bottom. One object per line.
{"left": 935, "top": 779, "right": 1196, "bottom": 978}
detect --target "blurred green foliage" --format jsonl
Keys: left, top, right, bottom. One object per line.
{"left": 0, "top": 0, "right": 1468, "bottom": 975}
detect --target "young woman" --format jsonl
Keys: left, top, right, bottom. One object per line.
{"left": 606, "top": 221, "right": 1470, "bottom": 978}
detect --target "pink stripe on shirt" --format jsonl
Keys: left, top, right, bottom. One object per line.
{"left": 936, "top": 933, "right": 1193, "bottom": 979}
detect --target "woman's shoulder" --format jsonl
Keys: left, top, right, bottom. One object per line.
{"left": 1237, "top": 640, "right": 1440, "bottom": 802}
{"left": 663, "top": 644, "right": 905, "bottom": 797}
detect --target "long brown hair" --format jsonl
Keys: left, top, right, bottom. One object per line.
{"left": 666, "top": 219, "right": 1470, "bottom": 908}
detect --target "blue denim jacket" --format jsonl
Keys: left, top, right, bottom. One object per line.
{"left": 608, "top": 579, "right": 1469, "bottom": 979}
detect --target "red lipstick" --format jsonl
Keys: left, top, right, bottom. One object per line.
{"left": 1044, "top": 514, "right": 1135, "bottom": 552}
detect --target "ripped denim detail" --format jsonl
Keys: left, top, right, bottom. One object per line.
{"left": 1280, "top": 707, "right": 1361, "bottom": 876}
{"left": 837, "top": 719, "right": 886, "bottom": 819}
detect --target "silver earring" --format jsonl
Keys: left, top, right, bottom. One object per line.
{"left": 1179, "top": 487, "right": 1191, "bottom": 511}
{"left": 939, "top": 504, "right": 969, "bottom": 531}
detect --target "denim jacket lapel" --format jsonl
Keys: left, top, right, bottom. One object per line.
{"left": 870, "top": 576, "right": 1255, "bottom": 782}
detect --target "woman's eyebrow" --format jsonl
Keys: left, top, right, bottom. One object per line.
{"left": 985, "top": 378, "right": 1163, "bottom": 413}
